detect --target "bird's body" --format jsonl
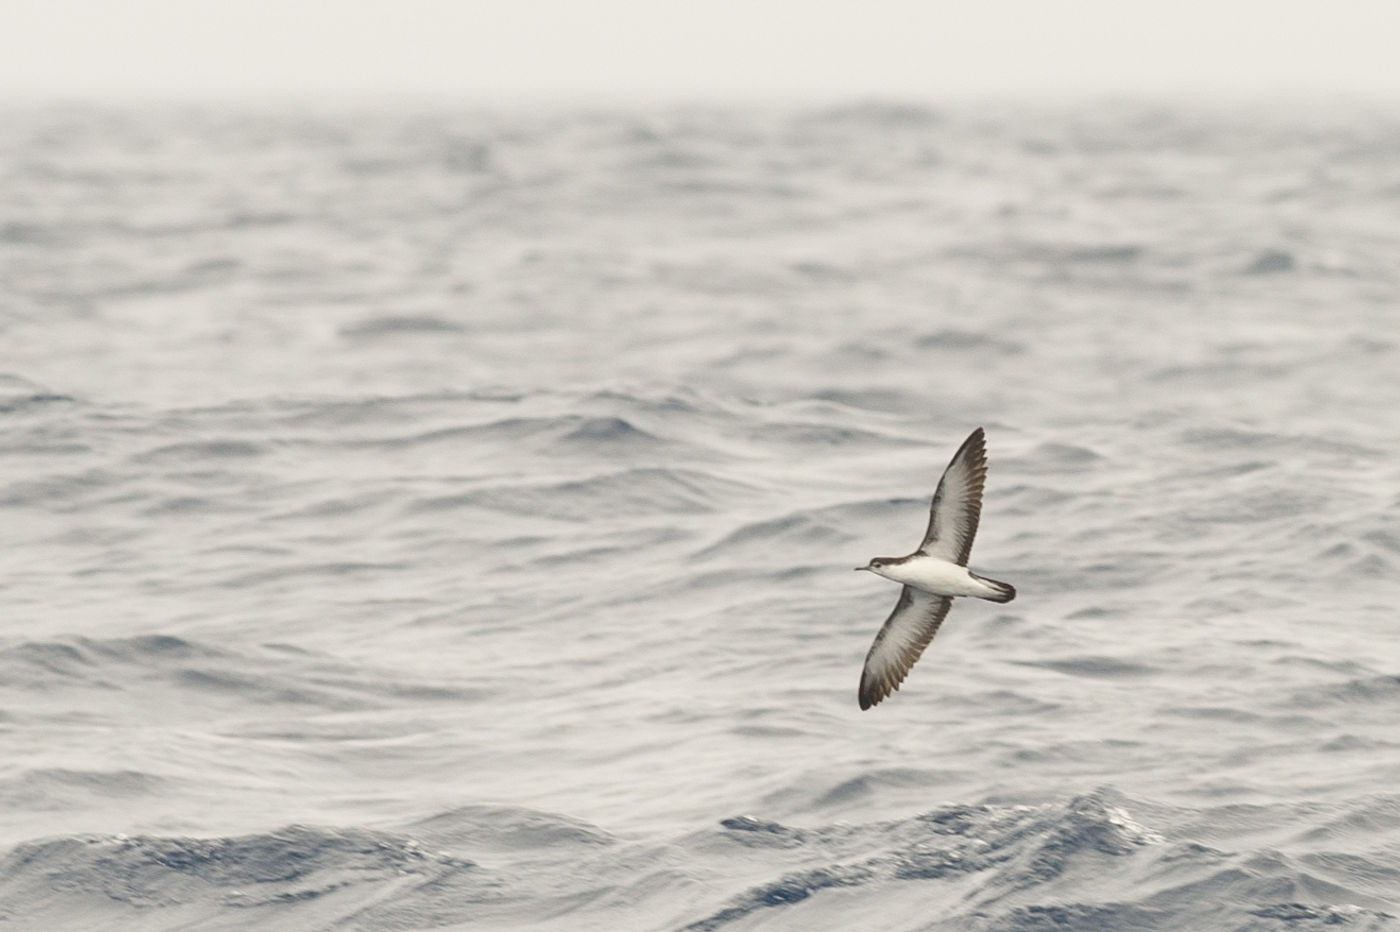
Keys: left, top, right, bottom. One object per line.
{"left": 854, "top": 427, "right": 1015, "bottom": 710}
{"left": 861, "top": 553, "right": 1007, "bottom": 600}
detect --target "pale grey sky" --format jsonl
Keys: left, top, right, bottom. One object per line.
{"left": 2, "top": 0, "right": 1398, "bottom": 102}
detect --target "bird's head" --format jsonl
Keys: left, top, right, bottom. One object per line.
{"left": 855, "top": 557, "right": 898, "bottom": 579}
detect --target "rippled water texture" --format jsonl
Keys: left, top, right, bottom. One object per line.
{"left": 2, "top": 101, "right": 1399, "bottom": 929}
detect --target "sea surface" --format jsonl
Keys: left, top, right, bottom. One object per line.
{"left": 2, "top": 99, "right": 1399, "bottom": 930}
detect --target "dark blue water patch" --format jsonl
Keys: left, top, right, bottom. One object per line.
{"left": 0, "top": 434, "right": 89, "bottom": 456}
{"left": 1012, "top": 655, "right": 1159, "bottom": 679}
{"left": 141, "top": 493, "right": 257, "bottom": 516}
{"left": 947, "top": 238, "right": 1145, "bottom": 268}
{"left": 1317, "top": 733, "right": 1400, "bottom": 753}
{"left": 717, "top": 816, "right": 807, "bottom": 848}
{"left": 1066, "top": 244, "right": 1145, "bottom": 263}
{"left": 1359, "top": 529, "right": 1400, "bottom": 555}
{"left": 1287, "top": 675, "right": 1400, "bottom": 707}
{"left": 224, "top": 210, "right": 298, "bottom": 229}
{"left": 339, "top": 153, "right": 416, "bottom": 176}
{"left": 175, "top": 667, "right": 350, "bottom": 706}
{"left": 1270, "top": 654, "right": 1369, "bottom": 676}
{"left": 0, "top": 468, "right": 121, "bottom": 509}
{"left": 1161, "top": 705, "right": 1294, "bottom": 726}
{"left": 1244, "top": 250, "right": 1297, "bottom": 274}
{"left": 1348, "top": 554, "right": 1393, "bottom": 577}
{"left": 970, "top": 902, "right": 1166, "bottom": 931}
{"left": 0, "top": 220, "right": 56, "bottom": 244}
{"left": 0, "top": 634, "right": 207, "bottom": 687}
{"left": 338, "top": 314, "right": 467, "bottom": 338}
{"left": 914, "top": 328, "right": 1026, "bottom": 354}
{"left": 0, "top": 640, "right": 100, "bottom": 685}
{"left": 0, "top": 824, "right": 475, "bottom": 921}
{"left": 679, "top": 863, "right": 874, "bottom": 931}
{"left": 679, "top": 791, "right": 1166, "bottom": 930}
{"left": 1014, "top": 791, "right": 1163, "bottom": 870}
{"left": 1177, "top": 425, "right": 1313, "bottom": 454}
{"left": 1063, "top": 605, "right": 1122, "bottom": 620}
{"left": 729, "top": 723, "right": 807, "bottom": 739}
{"left": 1250, "top": 902, "right": 1394, "bottom": 926}
{"left": 789, "top": 259, "right": 857, "bottom": 281}
{"left": 558, "top": 414, "right": 645, "bottom": 442}
{"left": 0, "top": 385, "right": 75, "bottom": 414}
{"left": 744, "top": 419, "right": 923, "bottom": 448}
{"left": 179, "top": 256, "right": 243, "bottom": 281}
{"left": 552, "top": 415, "right": 676, "bottom": 453}
{"left": 809, "top": 387, "right": 920, "bottom": 413}
{"left": 889, "top": 844, "right": 984, "bottom": 882}
{"left": 134, "top": 439, "right": 268, "bottom": 464}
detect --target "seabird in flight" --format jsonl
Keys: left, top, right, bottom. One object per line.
{"left": 855, "top": 427, "right": 1015, "bottom": 710}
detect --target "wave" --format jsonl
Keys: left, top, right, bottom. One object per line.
{"left": 412, "top": 466, "right": 758, "bottom": 522}
{"left": 3, "top": 789, "right": 1398, "bottom": 930}
{"left": 406, "top": 804, "right": 616, "bottom": 850}
{"left": 680, "top": 791, "right": 1167, "bottom": 930}
{"left": 0, "top": 768, "right": 173, "bottom": 809}
{"left": 0, "top": 374, "right": 74, "bottom": 413}
{"left": 1287, "top": 675, "right": 1400, "bottom": 708}
{"left": 0, "top": 634, "right": 483, "bottom": 716}
{"left": 692, "top": 500, "right": 876, "bottom": 559}
{"left": 0, "top": 825, "right": 476, "bottom": 927}
{"left": 0, "top": 804, "right": 629, "bottom": 930}
{"left": 676, "top": 790, "right": 1397, "bottom": 931}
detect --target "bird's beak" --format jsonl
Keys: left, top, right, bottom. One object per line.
{"left": 854, "top": 566, "right": 868, "bottom": 572}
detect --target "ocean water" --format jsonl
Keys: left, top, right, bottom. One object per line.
{"left": 2, "top": 99, "right": 1399, "bottom": 930}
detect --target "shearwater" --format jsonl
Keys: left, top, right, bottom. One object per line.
{"left": 854, "top": 427, "right": 1016, "bottom": 710}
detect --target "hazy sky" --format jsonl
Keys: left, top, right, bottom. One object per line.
{"left": 2, "top": 0, "right": 1398, "bottom": 102}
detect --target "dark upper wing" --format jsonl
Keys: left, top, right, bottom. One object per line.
{"left": 919, "top": 427, "right": 987, "bottom": 566}
{"left": 858, "top": 586, "right": 954, "bottom": 710}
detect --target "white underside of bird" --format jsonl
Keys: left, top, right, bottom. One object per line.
{"left": 863, "top": 554, "right": 1007, "bottom": 599}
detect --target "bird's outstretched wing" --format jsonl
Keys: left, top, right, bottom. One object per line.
{"left": 858, "top": 586, "right": 953, "bottom": 710}
{"left": 919, "top": 427, "right": 987, "bottom": 566}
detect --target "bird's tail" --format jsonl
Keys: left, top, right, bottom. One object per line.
{"left": 972, "top": 574, "right": 1016, "bottom": 603}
